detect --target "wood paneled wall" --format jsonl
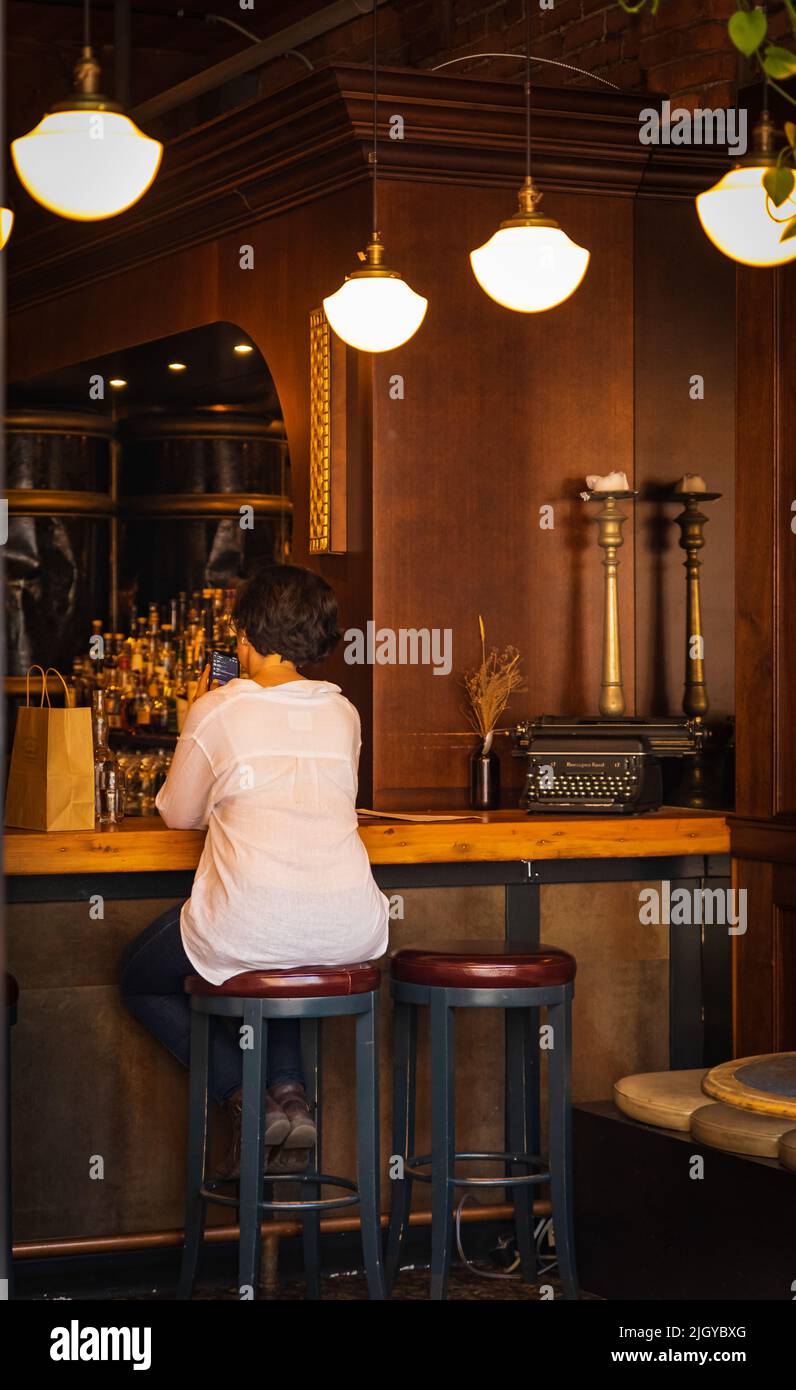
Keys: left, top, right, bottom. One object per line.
{"left": 371, "top": 179, "right": 635, "bottom": 803}
{"left": 634, "top": 197, "right": 735, "bottom": 721}
{"left": 731, "top": 266, "right": 796, "bottom": 1054}
{"left": 368, "top": 180, "right": 736, "bottom": 806}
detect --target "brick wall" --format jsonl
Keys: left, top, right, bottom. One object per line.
{"left": 7, "top": 0, "right": 776, "bottom": 144}
{"left": 256, "top": 0, "right": 749, "bottom": 113}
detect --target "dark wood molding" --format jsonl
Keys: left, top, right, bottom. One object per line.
{"left": 6, "top": 67, "right": 727, "bottom": 314}
{"left": 729, "top": 815, "right": 796, "bottom": 866}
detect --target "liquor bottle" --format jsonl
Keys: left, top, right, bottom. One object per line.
{"left": 104, "top": 656, "right": 124, "bottom": 731}
{"left": 69, "top": 656, "right": 86, "bottom": 708}
{"left": 92, "top": 689, "right": 125, "bottom": 825}
{"left": 149, "top": 678, "right": 169, "bottom": 734}
{"left": 131, "top": 621, "right": 144, "bottom": 674}
{"left": 173, "top": 641, "right": 189, "bottom": 733}
{"left": 159, "top": 625, "right": 174, "bottom": 682}
{"left": 134, "top": 674, "right": 152, "bottom": 731}
{"left": 164, "top": 673, "right": 179, "bottom": 735}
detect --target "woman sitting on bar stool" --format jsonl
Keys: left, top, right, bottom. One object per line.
{"left": 120, "top": 563, "right": 389, "bottom": 1176}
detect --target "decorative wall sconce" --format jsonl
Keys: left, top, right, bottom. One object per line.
{"left": 309, "top": 308, "right": 347, "bottom": 554}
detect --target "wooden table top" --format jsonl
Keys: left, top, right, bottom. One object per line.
{"left": 4, "top": 808, "right": 730, "bottom": 876}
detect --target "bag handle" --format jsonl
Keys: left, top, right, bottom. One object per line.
{"left": 44, "top": 667, "right": 73, "bottom": 709}
{"left": 24, "top": 665, "right": 47, "bottom": 707}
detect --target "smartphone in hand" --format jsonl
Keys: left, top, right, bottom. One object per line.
{"left": 210, "top": 650, "right": 240, "bottom": 686}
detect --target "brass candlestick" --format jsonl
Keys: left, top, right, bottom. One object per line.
{"left": 670, "top": 489, "right": 721, "bottom": 721}
{"left": 584, "top": 489, "right": 637, "bottom": 717}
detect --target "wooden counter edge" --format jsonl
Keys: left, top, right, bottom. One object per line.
{"left": 4, "top": 812, "right": 731, "bottom": 876}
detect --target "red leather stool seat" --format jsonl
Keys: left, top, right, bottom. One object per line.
{"left": 390, "top": 940, "right": 576, "bottom": 990}
{"left": 5, "top": 974, "right": 18, "bottom": 1008}
{"left": 185, "top": 960, "right": 382, "bottom": 999}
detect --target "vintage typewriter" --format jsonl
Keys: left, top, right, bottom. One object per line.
{"left": 511, "top": 716, "right": 700, "bottom": 814}
{"left": 515, "top": 734, "right": 663, "bottom": 814}
{"left": 512, "top": 716, "right": 732, "bottom": 812}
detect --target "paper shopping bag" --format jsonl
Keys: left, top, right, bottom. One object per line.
{"left": 5, "top": 666, "right": 95, "bottom": 831}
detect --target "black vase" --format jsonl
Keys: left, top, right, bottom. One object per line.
{"left": 470, "top": 744, "right": 500, "bottom": 810}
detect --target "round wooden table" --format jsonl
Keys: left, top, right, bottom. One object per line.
{"left": 702, "top": 1053, "right": 796, "bottom": 1120}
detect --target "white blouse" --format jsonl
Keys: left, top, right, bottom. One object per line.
{"left": 156, "top": 678, "right": 389, "bottom": 985}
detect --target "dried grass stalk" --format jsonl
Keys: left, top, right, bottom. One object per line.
{"left": 462, "top": 615, "right": 526, "bottom": 753}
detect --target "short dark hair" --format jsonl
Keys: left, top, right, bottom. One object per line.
{"left": 233, "top": 564, "right": 341, "bottom": 665}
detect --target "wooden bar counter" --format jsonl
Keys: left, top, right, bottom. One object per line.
{"left": 5, "top": 806, "right": 731, "bottom": 1250}
{"left": 5, "top": 806, "right": 729, "bottom": 875}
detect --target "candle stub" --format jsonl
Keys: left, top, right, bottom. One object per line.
{"left": 676, "top": 473, "right": 707, "bottom": 492}
{"left": 585, "top": 471, "right": 630, "bottom": 493}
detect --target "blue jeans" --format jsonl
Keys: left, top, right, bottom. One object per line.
{"left": 119, "top": 903, "right": 304, "bottom": 1104}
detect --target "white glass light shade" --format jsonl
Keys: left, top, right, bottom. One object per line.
{"left": 696, "top": 165, "right": 796, "bottom": 267}
{"left": 0, "top": 207, "right": 13, "bottom": 248}
{"left": 470, "top": 224, "right": 590, "bottom": 312}
{"left": 11, "top": 110, "right": 162, "bottom": 221}
{"left": 323, "top": 275, "right": 428, "bottom": 352}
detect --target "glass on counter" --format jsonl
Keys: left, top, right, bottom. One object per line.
{"left": 117, "top": 749, "right": 172, "bottom": 816}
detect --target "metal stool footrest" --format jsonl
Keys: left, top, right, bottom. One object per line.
{"left": 201, "top": 1172, "right": 361, "bottom": 1213}
{"left": 404, "top": 1150, "right": 551, "bottom": 1188}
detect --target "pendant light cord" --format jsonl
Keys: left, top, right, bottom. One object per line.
{"left": 525, "top": 0, "right": 531, "bottom": 182}
{"left": 83, "top": 0, "right": 91, "bottom": 49}
{"left": 761, "top": 0, "right": 769, "bottom": 119}
{"left": 372, "top": 0, "right": 379, "bottom": 240}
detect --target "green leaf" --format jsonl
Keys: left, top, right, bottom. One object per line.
{"left": 728, "top": 8, "right": 768, "bottom": 57}
{"left": 780, "top": 217, "right": 796, "bottom": 241}
{"left": 763, "top": 45, "right": 796, "bottom": 79}
{"left": 763, "top": 166, "right": 796, "bottom": 206}
{"left": 786, "top": 121, "right": 796, "bottom": 149}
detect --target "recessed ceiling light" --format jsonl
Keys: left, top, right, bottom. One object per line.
{"left": 233, "top": 343, "right": 254, "bottom": 354}
{"left": 109, "top": 378, "right": 127, "bottom": 388}
{"left": 168, "top": 362, "right": 187, "bottom": 372}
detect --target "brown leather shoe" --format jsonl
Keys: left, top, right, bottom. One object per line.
{"left": 268, "top": 1082, "right": 317, "bottom": 1149}
{"left": 217, "top": 1087, "right": 291, "bottom": 1180}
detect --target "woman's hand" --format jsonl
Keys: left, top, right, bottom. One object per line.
{"left": 192, "top": 664, "right": 215, "bottom": 704}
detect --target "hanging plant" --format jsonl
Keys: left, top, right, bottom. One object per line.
{"left": 617, "top": 0, "right": 796, "bottom": 241}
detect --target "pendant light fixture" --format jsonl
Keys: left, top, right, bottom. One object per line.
{"left": 322, "top": 1, "right": 427, "bottom": 352}
{"left": 0, "top": 206, "right": 13, "bottom": 249}
{"left": 696, "top": 105, "right": 796, "bottom": 268}
{"left": 469, "top": 7, "right": 590, "bottom": 313}
{"left": 11, "top": 0, "right": 162, "bottom": 222}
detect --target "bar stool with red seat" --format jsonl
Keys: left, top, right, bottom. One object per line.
{"left": 385, "top": 940, "right": 577, "bottom": 1300}
{"left": 177, "top": 960, "right": 384, "bottom": 1301}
